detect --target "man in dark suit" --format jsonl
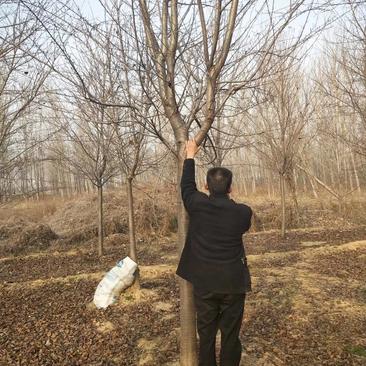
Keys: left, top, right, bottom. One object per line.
{"left": 176, "top": 140, "right": 252, "bottom": 366}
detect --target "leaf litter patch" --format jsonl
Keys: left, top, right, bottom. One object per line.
{"left": 310, "top": 247, "right": 366, "bottom": 281}
{"left": 242, "top": 241, "right": 366, "bottom": 365}
{"left": 0, "top": 242, "right": 176, "bottom": 284}
{"left": 0, "top": 273, "right": 180, "bottom": 366}
{"left": 245, "top": 225, "right": 366, "bottom": 255}
{"left": 1, "top": 231, "right": 365, "bottom": 365}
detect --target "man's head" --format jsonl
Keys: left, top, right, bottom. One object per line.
{"left": 206, "top": 167, "right": 232, "bottom": 195}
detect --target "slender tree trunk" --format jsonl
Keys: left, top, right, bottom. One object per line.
{"left": 345, "top": 155, "right": 351, "bottom": 191}
{"left": 97, "top": 184, "right": 104, "bottom": 256}
{"left": 294, "top": 170, "right": 298, "bottom": 192}
{"left": 40, "top": 159, "right": 46, "bottom": 198}
{"left": 301, "top": 173, "right": 306, "bottom": 194}
{"left": 267, "top": 171, "right": 272, "bottom": 198}
{"left": 127, "top": 176, "right": 140, "bottom": 288}
{"left": 127, "top": 177, "right": 137, "bottom": 260}
{"left": 177, "top": 143, "right": 197, "bottom": 366}
{"left": 66, "top": 168, "right": 72, "bottom": 197}
{"left": 250, "top": 165, "right": 256, "bottom": 193}
{"left": 215, "top": 108, "right": 223, "bottom": 167}
{"left": 243, "top": 175, "right": 248, "bottom": 196}
{"left": 335, "top": 145, "right": 341, "bottom": 190}
{"left": 266, "top": 170, "right": 277, "bottom": 199}
{"left": 280, "top": 173, "right": 286, "bottom": 238}
{"left": 351, "top": 153, "right": 361, "bottom": 193}
{"left": 327, "top": 167, "right": 333, "bottom": 188}
{"left": 286, "top": 172, "right": 299, "bottom": 223}
{"left": 35, "top": 161, "right": 40, "bottom": 201}
{"left": 309, "top": 176, "right": 319, "bottom": 198}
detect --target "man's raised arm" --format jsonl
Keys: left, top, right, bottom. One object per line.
{"left": 181, "top": 140, "right": 200, "bottom": 212}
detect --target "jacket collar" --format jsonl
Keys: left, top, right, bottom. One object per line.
{"left": 209, "top": 193, "right": 230, "bottom": 199}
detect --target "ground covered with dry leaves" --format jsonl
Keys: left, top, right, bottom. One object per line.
{"left": 1, "top": 225, "right": 366, "bottom": 366}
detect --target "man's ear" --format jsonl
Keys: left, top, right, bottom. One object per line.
{"left": 204, "top": 183, "right": 209, "bottom": 191}
{"left": 228, "top": 186, "right": 232, "bottom": 194}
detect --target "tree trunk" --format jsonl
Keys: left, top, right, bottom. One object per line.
{"left": 267, "top": 171, "right": 272, "bottom": 198}
{"left": 177, "top": 148, "right": 197, "bottom": 366}
{"left": 35, "top": 161, "right": 40, "bottom": 201}
{"left": 97, "top": 184, "right": 104, "bottom": 256}
{"left": 242, "top": 174, "right": 248, "bottom": 196}
{"left": 351, "top": 153, "right": 361, "bottom": 193}
{"left": 127, "top": 177, "right": 137, "bottom": 260}
{"left": 250, "top": 164, "right": 256, "bottom": 193}
{"left": 280, "top": 174, "right": 286, "bottom": 238}
{"left": 309, "top": 176, "right": 319, "bottom": 198}
{"left": 215, "top": 107, "right": 223, "bottom": 167}
{"left": 127, "top": 176, "right": 140, "bottom": 288}
{"left": 285, "top": 172, "right": 299, "bottom": 224}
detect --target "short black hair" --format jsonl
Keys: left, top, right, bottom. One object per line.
{"left": 206, "top": 167, "right": 232, "bottom": 195}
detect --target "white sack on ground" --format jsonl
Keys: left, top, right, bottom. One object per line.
{"left": 93, "top": 256, "right": 138, "bottom": 309}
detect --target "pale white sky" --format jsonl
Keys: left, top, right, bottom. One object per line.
{"left": 77, "top": 0, "right": 346, "bottom": 66}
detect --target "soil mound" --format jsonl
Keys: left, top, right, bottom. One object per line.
{"left": 0, "top": 221, "right": 57, "bottom": 255}
{"left": 47, "top": 189, "right": 176, "bottom": 243}
{"left": 0, "top": 188, "right": 176, "bottom": 254}
{"left": 0, "top": 219, "right": 27, "bottom": 240}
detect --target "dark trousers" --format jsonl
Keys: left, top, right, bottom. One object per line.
{"left": 194, "top": 289, "right": 246, "bottom": 366}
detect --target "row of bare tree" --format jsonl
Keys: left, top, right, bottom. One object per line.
{"left": 1, "top": 1, "right": 365, "bottom": 364}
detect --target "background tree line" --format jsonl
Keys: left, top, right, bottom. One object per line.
{"left": 1, "top": 1, "right": 365, "bottom": 364}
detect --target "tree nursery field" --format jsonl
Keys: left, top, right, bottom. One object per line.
{"left": 2, "top": 1, "right": 366, "bottom": 365}
{"left": 0, "top": 193, "right": 365, "bottom": 366}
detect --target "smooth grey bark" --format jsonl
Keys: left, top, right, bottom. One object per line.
{"left": 97, "top": 184, "right": 104, "bottom": 256}
{"left": 126, "top": 176, "right": 140, "bottom": 288}
{"left": 177, "top": 144, "right": 197, "bottom": 366}
{"left": 127, "top": 177, "right": 137, "bottom": 261}
{"left": 280, "top": 174, "right": 286, "bottom": 238}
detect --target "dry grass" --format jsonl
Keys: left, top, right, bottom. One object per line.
{"left": 1, "top": 188, "right": 366, "bottom": 257}
{"left": 0, "top": 222, "right": 58, "bottom": 256}
{"left": 46, "top": 189, "right": 176, "bottom": 243}
{"left": 0, "top": 187, "right": 176, "bottom": 256}
{"left": 240, "top": 192, "right": 366, "bottom": 232}
{"left": 0, "top": 196, "right": 68, "bottom": 223}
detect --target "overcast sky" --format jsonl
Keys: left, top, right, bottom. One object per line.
{"left": 77, "top": 0, "right": 347, "bottom": 66}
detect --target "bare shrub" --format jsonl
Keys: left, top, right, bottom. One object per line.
{"left": 0, "top": 197, "right": 65, "bottom": 223}
{"left": 0, "top": 219, "right": 27, "bottom": 240}
{"left": 14, "top": 224, "right": 57, "bottom": 248}
{"left": 45, "top": 189, "right": 176, "bottom": 245}
{"left": 0, "top": 223, "right": 58, "bottom": 255}
{"left": 135, "top": 199, "right": 177, "bottom": 238}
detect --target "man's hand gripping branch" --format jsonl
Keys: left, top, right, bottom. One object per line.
{"left": 185, "top": 139, "right": 200, "bottom": 159}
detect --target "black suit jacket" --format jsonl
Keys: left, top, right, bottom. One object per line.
{"left": 176, "top": 159, "right": 252, "bottom": 293}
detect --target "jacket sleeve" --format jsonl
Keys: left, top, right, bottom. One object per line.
{"left": 242, "top": 205, "right": 253, "bottom": 232}
{"left": 181, "top": 158, "right": 197, "bottom": 212}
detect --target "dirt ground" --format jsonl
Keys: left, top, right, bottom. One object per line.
{"left": 1, "top": 225, "right": 366, "bottom": 366}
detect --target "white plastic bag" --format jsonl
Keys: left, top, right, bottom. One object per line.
{"left": 93, "top": 256, "right": 137, "bottom": 309}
